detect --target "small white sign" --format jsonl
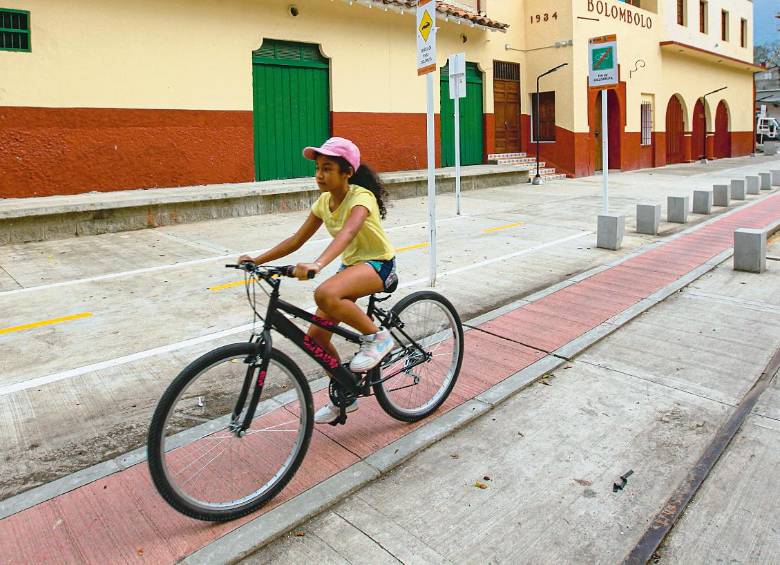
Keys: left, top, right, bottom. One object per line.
{"left": 588, "top": 35, "right": 618, "bottom": 88}
{"left": 416, "top": 0, "right": 437, "bottom": 76}
{"left": 449, "top": 52, "right": 466, "bottom": 99}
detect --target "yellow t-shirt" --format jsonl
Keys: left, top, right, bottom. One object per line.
{"left": 311, "top": 185, "right": 395, "bottom": 266}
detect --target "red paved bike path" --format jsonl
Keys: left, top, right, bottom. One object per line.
{"left": 2, "top": 193, "right": 778, "bottom": 564}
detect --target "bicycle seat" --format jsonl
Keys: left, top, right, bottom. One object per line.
{"left": 385, "top": 277, "right": 399, "bottom": 293}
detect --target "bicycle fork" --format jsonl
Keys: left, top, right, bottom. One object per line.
{"left": 229, "top": 331, "right": 273, "bottom": 436}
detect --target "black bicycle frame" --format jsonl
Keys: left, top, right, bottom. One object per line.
{"left": 232, "top": 272, "right": 429, "bottom": 433}
{"left": 233, "top": 275, "right": 391, "bottom": 432}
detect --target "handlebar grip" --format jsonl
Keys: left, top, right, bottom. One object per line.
{"left": 280, "top": 266, "right": 316, "bottom": 279}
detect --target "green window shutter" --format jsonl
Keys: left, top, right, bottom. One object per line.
{"left": 252, "top": 39, "right": 328, "bottom": 69}
{"left": 0, "top": 9, "right": 31, "bottom": 52}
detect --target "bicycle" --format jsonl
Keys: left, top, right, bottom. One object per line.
{"left": 147, "top": 262, "right": 464, "bottom": 522}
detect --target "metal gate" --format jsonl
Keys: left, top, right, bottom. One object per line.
{"left": 252, "top": 40, "right": 330, "bottom": 180}
{"left": 440, "top": 62, "right": 484, "bottom": 167}
{"left": 665, "top": 95, "right": 685, "bottom": 164}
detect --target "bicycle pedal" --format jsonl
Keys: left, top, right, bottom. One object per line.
{"left": 328, "top": 412, "right": 348, "bottom": 426}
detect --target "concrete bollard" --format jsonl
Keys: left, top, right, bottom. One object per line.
{"left": 759, "top": 172, "right": 771, "bottom": 190}
{"left": 772, "top": 170, "right": 780, "bottom": 186}
{"left": 667, "top": 196, "right": 689, "bottom": 224}
{"left": 713, "top": 184, "right": 731, "bottom": 207}
{"left": 746, "top": 176, "right": 760, "bottom": 195}
{"left": 636, "top": 203, "right": 661, "bottom": 235}
{"left": 692, "top": 190, "right": 713, "bottom": 214}
{"left": 730, "top": 179, "right": 746, "bottom": 200}
{"left": 597, "top": 214, "right": 625, "bottom": 250}
{"left": 733, "top": 228, "right": 767, "bottom": 273}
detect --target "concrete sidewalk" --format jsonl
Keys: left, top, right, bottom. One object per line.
{"left": 1, "top": 174, "right": 778, "bottom": 563}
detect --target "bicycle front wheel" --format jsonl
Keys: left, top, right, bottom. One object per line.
{"left": 374, "top": 291, "right": 464, "bottom": 422}
{"left": 147, "top": 343, "right": 313, "bottom": 522}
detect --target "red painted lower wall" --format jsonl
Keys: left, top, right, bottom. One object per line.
{"left": 730, "top": 132, "right": 754, "bottom": 157}
{"left": 331, "top": 111, "right": 440, "bottom": 174}
{"left": 519, "top": 114, "right": 590, "bottom": 178}
{"left": 0, "top": 105, "right": 760, "bottom": 198}
{"left": 0, "top": 107, "right": 255, "bottom": 198}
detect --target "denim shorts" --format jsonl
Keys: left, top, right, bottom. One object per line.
{"left": 339, "top": 257, "right": 398, "bottom": 292}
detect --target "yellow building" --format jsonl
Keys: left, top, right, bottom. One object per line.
{"left": 0, "top": 0, "right": 762, "bottom": 197}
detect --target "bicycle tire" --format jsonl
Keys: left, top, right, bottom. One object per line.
{"left": 147, "top": 343, "right": 313, "bottom": 522}
{"left": 374, "top": 290, "right": 464, "bottom": 422}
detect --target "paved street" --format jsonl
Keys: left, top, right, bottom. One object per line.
{"left": 1, "top": 156, "right": 779, "bottom": 563}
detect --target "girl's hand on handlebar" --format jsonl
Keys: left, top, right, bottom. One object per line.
{"left": 293, "top": 262, "right": 320, "bottom": 280}
{"left": 237, "top": 254, "right": 255, "bottom": 264}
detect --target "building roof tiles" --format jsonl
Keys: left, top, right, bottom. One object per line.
{"left": 373, "top": 0, "right": 509, "bottom": 31}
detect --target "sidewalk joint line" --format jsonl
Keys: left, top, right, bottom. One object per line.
{"left": 577, "top": 359, "right": 738, "bottom": 408}
{"left": 0, "top": 264, "right": 23, "bottom": 290}
{"left": 333, "top": 510, "right": 404, "bottom": 564}
{"left": 462, "top": 323, "right": 552, "bottom": 356}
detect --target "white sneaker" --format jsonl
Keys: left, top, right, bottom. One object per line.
{"left": 314, "top": 399, "right": 358, "bottom": 424}
{"left": 349, "top": 329, "right": 395, "bottom": 373}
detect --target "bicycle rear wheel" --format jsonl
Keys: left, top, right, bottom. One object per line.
{"left": 374, "top": 291, "right": 464, "bottom": 422}
{"left": 147, "top": 343, "right": 313, "bottom": 522}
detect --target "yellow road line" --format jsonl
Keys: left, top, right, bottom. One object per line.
{"left": 0, "top": 312, "right": 92, "bottom": 335}
{"left": 483, "top": 221, "right": 524, "bottom": 234}
{"left": 208, "top": 280, "right": 247, "bottom": 291}
{"left": 397, "top": 242, "right": 429, "bottom": 252}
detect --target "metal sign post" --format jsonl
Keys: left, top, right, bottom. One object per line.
{"left": 417, "top": 0, "right": 437, "bottom": 286}
{"left": 588, "top": 35, "right": 618, "bottom": 214}
{"left": 449, "top": 53, "right": 466, "bottom": 215}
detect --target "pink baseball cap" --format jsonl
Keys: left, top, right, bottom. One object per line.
{"left": 302, "top": 137, "right": 361, "bottom": 172}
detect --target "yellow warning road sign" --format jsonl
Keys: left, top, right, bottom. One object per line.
{"left": 416, "top": 0, "right": 436, "bottom": 76}
{"left": 419, "top": 10, "right": 433, "bottom": 42}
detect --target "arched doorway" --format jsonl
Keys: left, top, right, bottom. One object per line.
{"left": 714, "top": 101, "right": 731, "bottom": 159}
{"left": 665, "top": 95, "right": 686, "bottom": 164}
{"left": 691, "top": 99, "right": 707, "bottom": 161}
{"left": 592, "top": 89, "right": 622, "bottom": 171}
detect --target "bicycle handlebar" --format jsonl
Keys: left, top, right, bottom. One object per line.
{"left": 225, "top": 263, "right": 316, "bottom": 280}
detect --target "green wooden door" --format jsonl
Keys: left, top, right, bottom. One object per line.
{"left": 252, "top": 40, "right": 330, "bottom": 180}
{"left": 440, "top": 62, "right": 484, "bottom": 167}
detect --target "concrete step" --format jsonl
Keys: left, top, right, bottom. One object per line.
{"left": 541, "top": 173, "right": 568, "bottom": 181}
{"left": 487, "top": 152, "right": 527, "bottom": 161}
{"left": 494, "top": 158, "right": 538, "bottom": 166}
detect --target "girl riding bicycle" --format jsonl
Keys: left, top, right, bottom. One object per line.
{"left": 238, "top": 137, "right": 396, "bottom": 424}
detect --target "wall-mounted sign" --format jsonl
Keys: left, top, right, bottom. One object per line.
{"left": 417, "top": 0, "right": 437, "bottom": 76}
{"left": 588, "top": 34, "right": 618, "bottom": 88}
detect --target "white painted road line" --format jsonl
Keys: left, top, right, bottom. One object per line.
{"left": 0, "top": 215, "right": 472, "bottom": 297}
{"left": 0, "top": 231, "right": 591, "bottom": 397}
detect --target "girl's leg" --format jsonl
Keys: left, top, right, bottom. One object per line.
{"left": 307, "top": 309, "right": 341, "bottom": 363}
{"left": 314, "top": 264, "right": 383, "bottom": 334}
